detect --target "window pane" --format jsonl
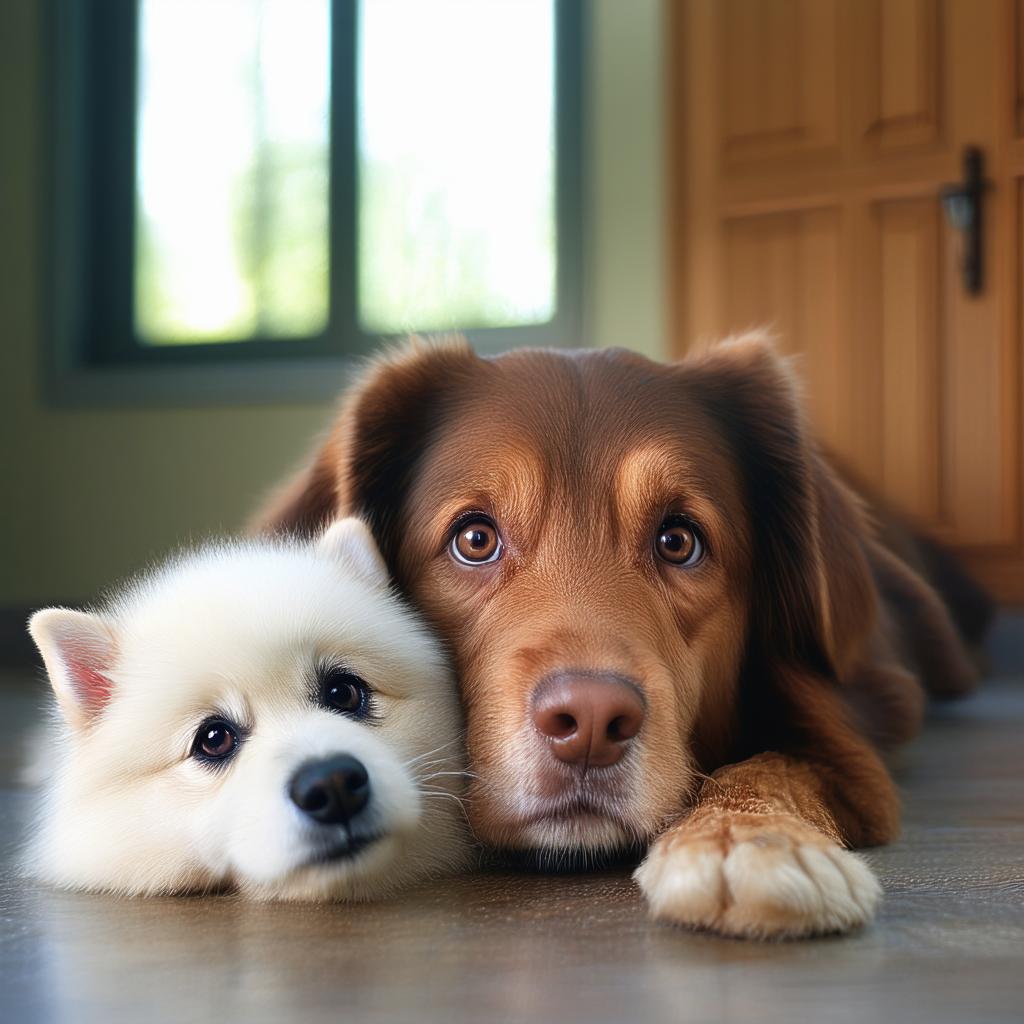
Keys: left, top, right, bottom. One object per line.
{"left": 358, "top": 0, "right": 556, "bottom": 334}
{"left": 135, "top": 0, "right": 330, "bottom": 345}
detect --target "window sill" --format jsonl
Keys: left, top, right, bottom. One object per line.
{"left": 41, "top": 319, "right": 583, "bottom": 408}
{"left": 43, "top": 356, "right": 360, "bottom": 408}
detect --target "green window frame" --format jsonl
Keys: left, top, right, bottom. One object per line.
{"left": 43, "top": 0, "right": 585, "bottom": 403}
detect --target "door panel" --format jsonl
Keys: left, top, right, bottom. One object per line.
{"left": 874, "top": 198, "right": 944, "bottom": 527}
{"left": 720, "top": 0, "right": 841, "bottom": 165}
{"left": 670, "top": 0, "right": 1024, "bottom": 603}
{"left": 722, "top": 208, "right": 845, "bottom": 455}
{"left": 854, "top": 0, "right": 943, "bottom": 153}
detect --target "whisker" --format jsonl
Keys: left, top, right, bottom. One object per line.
{"left": 689, "top": 767, "right": 723, "bottom": 793}
{"left": 403, "top": 740, "right": 461, "bottom": 769}
{"left": 419, "top": 786, "right": 466, "bottom": 800}
{"left": 419, "top": 789, "right": 470, "bottom": 810}
{"left": 409, "top": 759, "right": 464, "bottom": 774}
{"left": 418, "top": 788, "right": 476, "bottom": 829}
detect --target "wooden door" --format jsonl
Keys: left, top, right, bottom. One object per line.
{"left": 669, "top": 0, "right": 1024, "bottom": 604}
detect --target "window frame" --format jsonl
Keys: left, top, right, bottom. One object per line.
{"left": 43, "top": 0, "right": 585, "bottom": 403}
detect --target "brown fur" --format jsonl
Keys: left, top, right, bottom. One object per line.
{"left": 253, "top": 334, "right": 989, "bottom": 892}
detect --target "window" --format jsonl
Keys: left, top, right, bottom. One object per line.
{"left": 47, "top": 0, "right": 583, "bottom": 389}
{"left": 135, "top": 0, "right": 332, "bottom": 345}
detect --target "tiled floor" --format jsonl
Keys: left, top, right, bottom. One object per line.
{"left": 1, "top": 622, "right": 1022, "bottom": 1024}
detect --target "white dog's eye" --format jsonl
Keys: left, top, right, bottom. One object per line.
{"left": 192, "top": 717, "right": 240, "bottom": 765}
{"left": 318, "top": 667, "right": 371, "bottom": 718}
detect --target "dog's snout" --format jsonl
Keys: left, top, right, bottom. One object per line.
{"left": 530, "top": 672, "right": 644, "bottom": 769}
{"left": 289, "top": 754, "right": 371, "bottom": 825}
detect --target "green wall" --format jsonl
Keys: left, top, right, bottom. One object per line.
{"left": 0, "top": 0, "right": 667, "bottom": 606}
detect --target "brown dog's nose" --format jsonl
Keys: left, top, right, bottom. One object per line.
{"left": 531, "top": 673, "right": 645, "bottom": 769}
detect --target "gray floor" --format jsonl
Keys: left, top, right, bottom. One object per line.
{"left": 1, "top": 622, "right": 1023, "bottom": 1024}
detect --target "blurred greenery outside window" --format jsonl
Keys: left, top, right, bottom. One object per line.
{"left": 52, "top": 0, "right": 582, "bottom": 373}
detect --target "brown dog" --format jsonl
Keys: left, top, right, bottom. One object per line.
{"left": 254, "top": 332, "right": 991, "bottom": 938}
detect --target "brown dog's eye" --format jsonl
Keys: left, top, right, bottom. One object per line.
{"left": 656, "top": 516, "right": 705, "bottom": 567}
{"left": 451, "top": 517, "right": 502, "bottom": 565}
{"left": 193, "top": 718, "right": 240, "bottom": 764}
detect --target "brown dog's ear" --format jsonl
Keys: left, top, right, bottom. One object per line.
{"left": 252, "top": 336, "right": 482, "bottom": 558}
{"left": 682, "top": 332, "right": 876, "bottom": 677}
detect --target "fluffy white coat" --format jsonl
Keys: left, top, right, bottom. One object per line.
{"left": 26, "top": 519, "right": 469, "bottom": 900}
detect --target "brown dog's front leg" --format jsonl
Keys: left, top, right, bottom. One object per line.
{"left": 634, "top": 753, "right": 886, "bottom": 939}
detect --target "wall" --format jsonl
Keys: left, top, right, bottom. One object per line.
{"left": 586, "top": 0, "right": 666, "bottom": 358}
{"left": 0, "top": 0, "right": 666, "bottom": 606}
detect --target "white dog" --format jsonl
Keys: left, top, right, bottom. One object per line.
{"left": 26, "top": 518, "right": 469, "bottom": 900}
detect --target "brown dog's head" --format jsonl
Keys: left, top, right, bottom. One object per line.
{"left": 259, "top": 334, "right": 876, "bottom": 864}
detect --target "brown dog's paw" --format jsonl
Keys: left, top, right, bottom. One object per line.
{"left": 633, "top": 812, "right": 881, "bottom": 940}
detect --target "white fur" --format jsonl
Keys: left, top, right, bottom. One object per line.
{"left": 25, "top": 519, "right": 470, "bottom": 901}
{"left": 634, "top": 819, "right": 881, "bottom": 939}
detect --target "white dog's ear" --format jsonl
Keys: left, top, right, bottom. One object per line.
{"left": 317, "top": 518, "right": 390, "bottom": 588}
{"left": 29, "top": 608, "right": 118, "bottom": 729}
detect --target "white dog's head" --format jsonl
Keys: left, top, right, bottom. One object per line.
{"left": 26, "top": 519, "right": 469, "bottom": 900}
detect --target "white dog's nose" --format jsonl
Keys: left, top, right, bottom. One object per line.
{"left": 289, "top": 754, "right": 371, "bottom": 824}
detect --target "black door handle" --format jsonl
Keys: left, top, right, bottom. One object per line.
{"left": 940, "top": 147, "right": 988, "bottom": 296}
